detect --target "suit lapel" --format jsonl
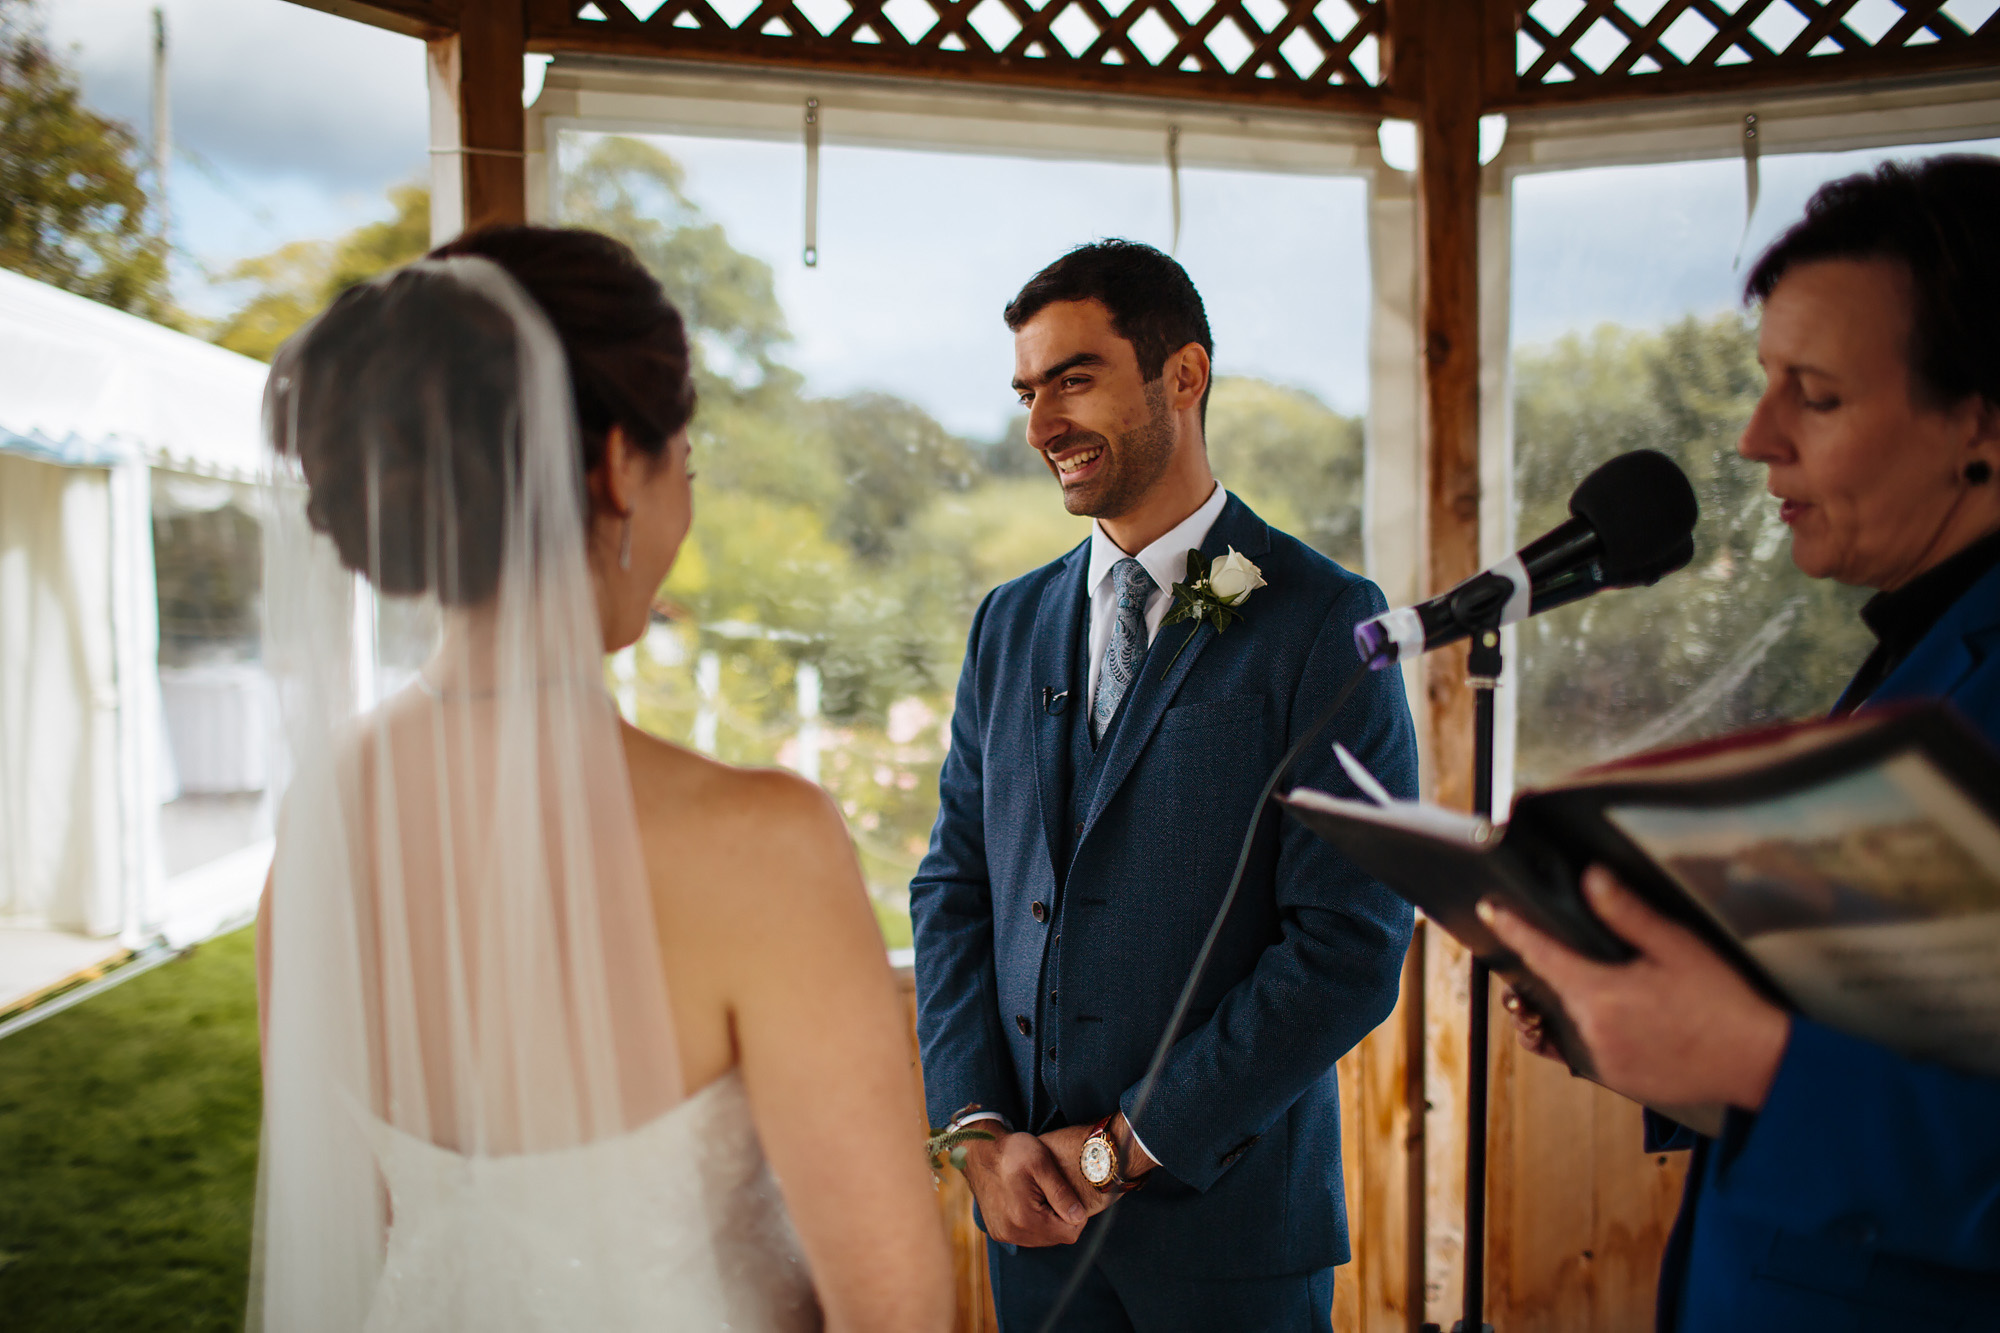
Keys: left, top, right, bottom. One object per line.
{"left": 1081, "top": 494, "right": 1271, "bottom": 834}
{"left": 1029, "top": 544, "right": 1090, "bottom": 884}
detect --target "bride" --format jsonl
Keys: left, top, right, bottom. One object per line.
{"left": 250, "top": 227, "right": 952, "bottom": 1331}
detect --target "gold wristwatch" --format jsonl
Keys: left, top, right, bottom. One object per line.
{"left": 1079, "top": 1114, "right": 1145, "bottom": 1193}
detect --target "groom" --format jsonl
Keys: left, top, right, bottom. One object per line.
{"left": 911, "top": 240, "right": 1418, "bottom": 1330}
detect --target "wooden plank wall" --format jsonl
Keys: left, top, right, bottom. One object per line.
{"left": 1486, "top": 1036, "right": 1688, "bottom": 1331}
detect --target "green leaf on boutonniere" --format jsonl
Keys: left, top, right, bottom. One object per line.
{"left": 1159, "top": 546, "right": 1264, "bottom": 679}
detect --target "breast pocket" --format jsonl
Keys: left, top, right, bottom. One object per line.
{"left": 1148, "top": 694, "right": 1274, "bottom": 945}
{"left": 1159, "top": 692, "right": 1268, "bottom": 737}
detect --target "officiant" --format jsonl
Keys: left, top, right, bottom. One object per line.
{"left": 1484, "top": 154, "right": 2000, "bottom": 1331}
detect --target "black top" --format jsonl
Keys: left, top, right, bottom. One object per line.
{"left": 1834, "top": 525, "right": 2000, "bottom": 714}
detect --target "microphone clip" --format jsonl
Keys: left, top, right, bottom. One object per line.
{"left": 1042, "top": 687, "right": 1069, "bottom": 715}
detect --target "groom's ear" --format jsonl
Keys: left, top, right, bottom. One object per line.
{"left": 1165, "top": 342, "right": 1210, "bottom": 415}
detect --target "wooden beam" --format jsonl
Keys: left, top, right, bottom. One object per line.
{"left": 1404, "top": 3, "right": 1487, "bottom": 1327}
{"left": 280, "top": 0, "right": 459, "bottom": 40}
{"left": 1414, "top": 1, "right": 1483, "bottom": 816}
{"left": 1491, "top": 26, "right": 2000, "bottom": 111}
{"left": 428, "top": 0, "right": 528, "bottom": 241}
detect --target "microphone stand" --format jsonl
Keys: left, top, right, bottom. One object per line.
{"left": 1460, "top": 619, "right": 1501, "bottom": 1333}
{"left": 1426, "top": 617, "right": 1502, "bottom": 1333}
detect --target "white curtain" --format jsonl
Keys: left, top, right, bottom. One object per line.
{"left": 0, "top": 453, "right": 126, "bottom": 934}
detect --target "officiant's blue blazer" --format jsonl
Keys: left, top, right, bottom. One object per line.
{"left": 1651, "top": 559, "right": 2000, "bottom": 1331}
{"left": 911, "top": 492, "right": 1417, "bottom": 1281}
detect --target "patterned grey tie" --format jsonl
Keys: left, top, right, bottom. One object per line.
{"left": 1092, "top": 557, "right": 1157, "bottom": 742}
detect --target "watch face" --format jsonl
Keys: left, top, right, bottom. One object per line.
{"left": 1081, "top": 1134, "right": 1114, "bottom": 1187}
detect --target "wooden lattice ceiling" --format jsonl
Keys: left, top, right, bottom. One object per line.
{"left": 320, "top": 0, "right": 2000, "bottom": 113}
{"left": 526, "top": 0, "right": 1387, "bottom": 111}
{"left": 1502, "top": 0, "right": 2000, "bottom": 107}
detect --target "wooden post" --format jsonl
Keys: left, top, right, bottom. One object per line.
{"left": 1414, "top": 0, "right": 1484, "bottom": 814}
{"left": 427, "top": 0, "right": 526, "bottom": 244}
{"left": 1386, "top": 0, "right": 1485, "bottom": 1324}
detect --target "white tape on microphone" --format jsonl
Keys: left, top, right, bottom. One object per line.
{"left": 1491, "top": 552, "right": 1532, "bottom": 627}
{"left": 1376, "top": 606, "right": 1425, "bottom": 662}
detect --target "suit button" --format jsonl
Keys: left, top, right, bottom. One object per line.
{"left": 1031, "top": 901, "right": 1047, "bottom": 922}
{"left": 1049, "top": 990, "right": 1058, "bottom": 1003}
{"left": 1016, "top": 1015, "right": 1032, "bottom": 1036}
{"left": 1074, "top": 820, "right": 1084, "bottom": 837}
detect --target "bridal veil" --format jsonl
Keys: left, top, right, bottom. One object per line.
{"left": 250, "top": 256, "right": 684, "bottom": 1329}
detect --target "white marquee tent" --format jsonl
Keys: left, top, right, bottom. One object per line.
{"left": 0, "top": 266, "right": 273, "bottom": 1014}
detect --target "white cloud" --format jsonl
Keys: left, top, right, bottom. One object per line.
{"left": 46, "top": 0, "right": 427, "bottom": 191}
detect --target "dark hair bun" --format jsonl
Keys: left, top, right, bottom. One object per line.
{"left": 282, "top": 267, "right": 522, "bottom": 606}
{"left": 431, "top": 226, "right": 697, "bottom": 476}
{"left": 274, "top": 227, "right": 698, "bottom": 607}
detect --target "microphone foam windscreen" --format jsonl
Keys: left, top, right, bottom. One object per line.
{"left": 1569, "top": 449, "right": 1699, "bottom": 583}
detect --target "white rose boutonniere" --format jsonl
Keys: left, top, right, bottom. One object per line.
{"left": 1159, "top": 546, "right": 1267, "bottom": 679}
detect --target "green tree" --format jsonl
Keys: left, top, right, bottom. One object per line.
{"left": 0, "top": 0, "right": 173, "bottom": 320}
{"left": 819, "top": 392, "right": 977, "bottom": 561}
{"left": 210, "top": 182, "right": 430, "bottom": 361}
{"left": 560, "top": 135, "right": 789, "bottom": 397}
{"left": 1513, "top": 313, "right": 1871, "bottom": 781}
{"left": 1207, "top": 376, "right": 1365, "bottom": 570}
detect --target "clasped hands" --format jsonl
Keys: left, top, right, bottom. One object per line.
{"left": 1482, "top": 865, "right": 1792, "bottom": 1115}
{"left": 960, "top": 1114, "right": 1156, "bottom": 1247}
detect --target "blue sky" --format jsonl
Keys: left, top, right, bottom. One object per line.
{"left": 44, "top": 0, "right": 2000, "bottom": 438}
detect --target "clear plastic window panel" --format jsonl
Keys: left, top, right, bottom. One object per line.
{"left": 1509, "top": 138, "right": 2000, "bottom": 787}
{"left": 556, "top": 130, "right": 1369, "bottom": 944}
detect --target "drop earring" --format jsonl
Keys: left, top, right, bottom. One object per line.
{"left": 618, "top": 517, "right": 633, "bottom": 570}
{"left": 1968, "top": 460, "right": 1993, "bottom": 486}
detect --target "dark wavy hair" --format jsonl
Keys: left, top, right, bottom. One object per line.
{"left": 1745, "top": 154, "right": 2000, "bottom": 410}
{"left": 1004, "top": 239, "right": 1214, "bottom": 420}
{"left": 277, "top": 226, "right": 696, "bottom": 606}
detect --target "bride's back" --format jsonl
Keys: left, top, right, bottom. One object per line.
{"left": 254, "top": 229, "right": 949, "bottom": 1333}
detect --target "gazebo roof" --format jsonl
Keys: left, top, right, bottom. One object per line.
{"left": 0, "top": 268, "right": 268, "bottom": 482}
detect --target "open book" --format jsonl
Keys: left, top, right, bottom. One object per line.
{"left": 1282, "top": 704, "right": 2000, "bottom": 1133}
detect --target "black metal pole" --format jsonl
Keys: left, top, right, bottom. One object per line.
{"left": 1460, "top": 625, "right": 1502, "bottom": 1333}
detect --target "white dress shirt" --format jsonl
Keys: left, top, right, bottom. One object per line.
{"left": 951, "top": 482, "right": 1227, "bottom": 1163}
{"left": 1083, "top": 480, "right": 1228, "bottom": 711}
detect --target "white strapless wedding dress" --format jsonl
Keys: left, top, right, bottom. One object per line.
{"left": 358, "top": 1070, "right": 821, "bottom": 1331}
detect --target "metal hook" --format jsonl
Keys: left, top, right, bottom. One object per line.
{"left": 804, "top": 97, "right": 821, "bottom": 268}
{"left": 1733, "top": 112, "right": 1761, "bottom": 271}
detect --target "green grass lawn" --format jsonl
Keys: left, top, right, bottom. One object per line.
{"left": 0, "top": 928, "right": 260, "bottom": 1332}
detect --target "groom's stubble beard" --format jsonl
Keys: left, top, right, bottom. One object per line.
{"left": 1051, "top": 380, "right": 1176, "bottom": 521}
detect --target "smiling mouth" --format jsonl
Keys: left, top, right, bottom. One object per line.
{"left": 1054, "top": 446, "right": 1104, "bottom": 477}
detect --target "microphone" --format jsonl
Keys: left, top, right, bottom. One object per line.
{"left": 1355, "top": 449, "right": 1698, "bottom": 670}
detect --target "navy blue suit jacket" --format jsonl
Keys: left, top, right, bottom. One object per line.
{"left": 1653, "top": 559, "right": 2000, "bottom": 1330}
{"left": 910, "top": 493, "right": 1417, "bottom": 1279}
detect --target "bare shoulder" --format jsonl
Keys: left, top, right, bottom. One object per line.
{"left": 619, "top": 723, "right": 861, "bottom": 926}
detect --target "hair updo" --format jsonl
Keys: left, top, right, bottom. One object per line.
{"left": 275, "top": 226, "right": 697, "bottom": 606}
